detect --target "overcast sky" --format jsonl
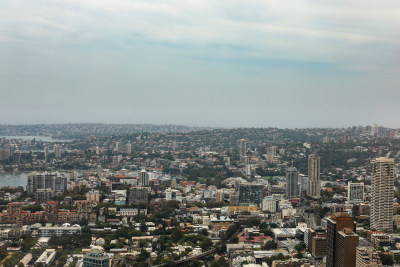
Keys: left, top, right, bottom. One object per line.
{"left": 1, "top": 0, "right": 400, "bottom": 128}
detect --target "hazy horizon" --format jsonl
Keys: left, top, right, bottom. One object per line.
{"left": 1, "top": 0, "right": 400, "bottom": 128}
{"left": 0, "top": 122, "right": 395, "bottom": 130}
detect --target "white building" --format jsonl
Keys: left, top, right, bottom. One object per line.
{"left": 35, "top": 249, "right": 56, "bottom": 266}
{"left": 262, "top": 197, "right": 277, "bottom": 213}
{"left": 347, "top": 182, "right": 364, "bottom": 203}
{"left": 38, "top": 224, "right": 81, "bottom": 237}
{"left": 371, "top": 157, "right": 394, "bottom": 231}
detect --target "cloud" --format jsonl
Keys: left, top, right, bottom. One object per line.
{"left": 1, "top": 0, "right": 400, "bottom": 71}
{"left": 1, "top": 0, "right": 400, "bottom": 127}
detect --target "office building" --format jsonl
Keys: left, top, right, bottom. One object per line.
{"left": 312, "top": 231, "right": 327, "bottom": 258}
{"left": 83, "top": 249, "right": 110, "bottom": 267}
{"left": 238, "top": 184, "right": 263, "bottom": 204}
{"left": 336, "top": 228, "right": 359, "bottom": 267}
{"left": 27, "top": 172, "right": 67, "bottom": 195}
{"left": 129, "top": 187, "right": 148, "bottom": 204}
{"left": 286, "top": 166, "right": 299, "bottom": 199}
{"left": 356, "top": 247, "right": 383, "bottom": 267}
{"left": 307, "top": 154, "right": 320, "bottom": 198}
{"left": 347, "top": 182, "right": 364, "bottom": 204}
{"left": 140, "top": 169, "right": 149, "bottom": 186}
{"left": 326, "top": 213, "right": 356, "bottom": 267}
{"left": 299, "top": 174, "right": 308, "bottom": 193}
{"left": 371, "top": 157, "right": 394, "bottom": 231}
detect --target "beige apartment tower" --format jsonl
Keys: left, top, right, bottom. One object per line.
{"left": 356, "top": 247, "right": 383, "bottom": 267}
{"left": 307, "top": 154, "right": 320, "bottom": 198}
{"left": 371, "top": 157, "right": 394, "bottom": 231}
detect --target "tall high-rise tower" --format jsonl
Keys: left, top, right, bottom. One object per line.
{"left": 239, "top": 139, "right": 247, "bottom": 163}
{"left": 326, "top": 213, "right": 357, "bottom": 267}
{"left": 286, "top": 166, "right": 298, "bottom": 199}
{"left": 140, "top": 169, "right": 149, "bottom": 187}
{"left": 53, "top": 144, "right": 61, "bottom": 159}
{"left": 371, "top": 157, "right": 394, "bottom": 231}
{"left": 307, "top": 154, "right": 320, "bottom": 198}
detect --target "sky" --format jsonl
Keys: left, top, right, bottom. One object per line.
{"left": 1, "top": 0, "right": 400, "bottom": 128}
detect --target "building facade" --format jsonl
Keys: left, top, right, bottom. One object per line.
{"left": 326, "top": 213, "right": 356, "bottom": 267}
{"left": 27, "top": 172, "right": 67, "bottom": 195}
{"left": 347, "top": 182, "right": 364, "bottom": 204}
{"left": 83, "top": 249, "right": 110, "bottom": 267}
{"left": 286, "top": 166, "right": 299, "bottom": 199}
{"left": 371, "top": 157, "right": 394, "bottom": 231}
{"left": 307, "top": 154, "right": 320, "bottom": 198}
{"left": 238, "top": 184, "right": 263, "bottom": 204}
{"left": 336, "top": 228, "right": 359, "bottom": 267}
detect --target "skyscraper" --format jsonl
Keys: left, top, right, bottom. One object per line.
{"left": 53, "top": 144, "right": 61, "bottom": 159}
{"left": 326, "top": 213, "right": 357, "bottom": 267}
{"left": 371, "top": 157, "right": 394, "bottom": 231}
{"left": 44, "top": 146, "right": 49, "bottom": 161}
{"left": 336, "top": 228, "right": 359, "bottom": 267}
{"left": 307, "top": 154, "right": 320, "bottom": 198}
{"left": 239, "top": 139, "right": 247, "bottom": 163}
{"left": 285, "top": 166, "right": 298, "bottom": 199}
{"left": 140, "top": 169, "right": 149, "bottom": 186}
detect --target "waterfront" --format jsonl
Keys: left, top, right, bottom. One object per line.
{"left": 0, "top": 173, "right": 28, "bottom": 188}
{"left": 0, "top": 136, "right": 71, "bottom": 142}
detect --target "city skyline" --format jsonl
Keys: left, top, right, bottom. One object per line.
{"left": 1, "top": 1, "right": 400, "bottom": 128}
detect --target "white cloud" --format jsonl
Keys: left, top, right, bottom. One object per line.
{"left": 1, "top": 0, "right": 400, "bottom": 73}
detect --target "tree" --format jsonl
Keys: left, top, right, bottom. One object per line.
{"left": 263, "top": 240, "right": 278, "bottom": 250}
{"left": 171, "top": 228, "right": 183, "bottom": 243}
{"left": 229, "top": 236, "right": 239, "bottom": 243}
{"left": 294, "top": 243, "right": 304, "bottom": 252}
{"left": 200, "top": 238, "right": 213, "bottom": 250}
{"left": 379, "top": 253, "right": 394, "bottom": 266}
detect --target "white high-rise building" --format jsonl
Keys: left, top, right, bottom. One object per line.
{"left": 44, "top": 147, "right": 49, "bottom": 161}
{"left": 347, "top": 182, "right": 364, "bottom": 204}
{"left": 115, "top": 141, "right": 123, "bottom": 153}
{"left": 371, "top": 157, "right": 394, "bottom": 231}
{"left": 307, "top": 154, "right": 320, "bottom": 198}
{"left": 239, "top": 139, "right": 247, "bottom": 163}
{"left": 53, "top": 144, "right": 61, "bottom": 159}
{"left": 125, "top": 142, "right": 132, "bottom": 154}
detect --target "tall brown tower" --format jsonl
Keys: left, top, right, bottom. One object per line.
{"left": 336, "top": 228, "right": 359, "bottom": 267}
{"left": 326, "top": 213, "right": 357, "bottom": 267}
